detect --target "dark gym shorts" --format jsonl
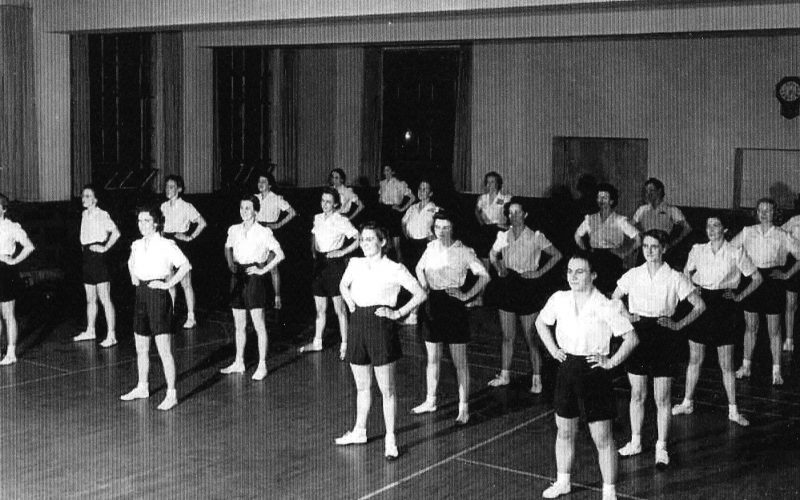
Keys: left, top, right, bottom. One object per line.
{"left": 485, "top": 270, "right": 548, "bottom": 316}
{"left": 741, "top": 266, "right": 784, "bottom": 314}
{"left": 163, "top": 232, "right": 195, "bottom": 263}
{"left": 419, "top": 289, "right": 470, "bottom": 344}
{"left": 230, "top": 264, "right": 268, "bottom": 310}
{"left": 375, "top": 204, "right": 404, "bottom": 237}
{"left": 554, "top": 354, "right": 616, "bottom": 423}
{"left": 0, "top": 261, "right": 20, "bottom": 302}
{"left": 688, "top": 288, "right": 741, "bottom": 346}
{"left": 133, "top": 282, "right": 173, "bottom": 336}
{"left": 626, "top": 317, "right": 681, "bottom": 378}
{"left": 345, "top": 305, "right": 401, "bottom": 366}
{"left": 82, "top": 245, "right": 111, "bottom": 285}
{"left": 401, "top": 237, "right": 428, "bottom": 273}
{"left": 312, "top": 255, "right": 348, "bottom": 297}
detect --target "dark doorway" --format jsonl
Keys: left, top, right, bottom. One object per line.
{"left": 552, "top": 137, "right": 648, "bottom": 219}
{"left": 214, "top": 47, "right": 272, "bottom": 192}
{"left": 381, "top": 48, "right": 459, "bottom": 190}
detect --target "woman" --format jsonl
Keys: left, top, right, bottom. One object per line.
{"left": 376, "top": 165, "right": 416, "bottom": 261}
{"left": 731, "top": 198, "right": 800, "bottom": 385}
{"left": 474, "top": 171, "right": 512, "bottom": 263}
{"left": 613, "top": 229, "right": 705, "bottom": 468}
{"left": 487, "top": 198, "right": 563, "bottom": 393}
{"left": 412, "top": 211, "right": 490, "bottom": 424}
{"left": 328, "top": 169, "right": 364, "bottom": 221}
{"left": 400, "top": 179, "right": 439, "bottom": 273}
{"left": 0, "top": 194, "right": 35, "bottom": 365}
{"left": 672, "top": 215, "right": 761, "bottom": 426}
{"left": 161, "top": 175, "right": 207, "bottom": 328}
{"left": 336, "top": 223, "right": 427, "bottom": 460}
{"left": 300, "top": 187, "right": 360, "bottom": 358}
{"left": 255, "top": 171, "right": 296, "bottom": 310}
{"left": 221, "top": 195, "right": 285, "bottom": 381}
{"left": 780, "top": 212, "right": 800, "bottom": 352}
{"left": 121, "top": 205, "right": 191, "bottom": 411}
{"left": 73, "top": 185, "right": 121, "bottom": 347}
{"left": 574, "top": 183, "right": 641, "bottom": 295}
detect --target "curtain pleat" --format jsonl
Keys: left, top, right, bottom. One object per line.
{"left": 359, "top": 47, "right": 382, "bottom": 185}
{"left": 452, "top": 44, "right": 472, "bottom": 193}
{"left": 70, "top": 34, "right": 91, "bottom": 197}
{"left": 279, "top": 49, "right": 298, "bottom": 186}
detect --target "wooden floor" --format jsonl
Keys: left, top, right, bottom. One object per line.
{"left": 2, "top": 305, "right": 799, "bottom": 499}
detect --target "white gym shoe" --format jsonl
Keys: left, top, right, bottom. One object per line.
{"left": 618, "top": 441, "right": 642, "bottom": 457}
{"left": 487, "top": 373, "right": 510, "bottom": 387}
{"left": 334, "top": 429, "right": 367, "bottom": 446}
{"left": 671, "top": 400, "right": 694, "bottom": 415}
{"left": 655, "top": 447, "right": 670, "bottom": 469}
{"left": 542, "top": 481, "right": 570, "bottom": 498}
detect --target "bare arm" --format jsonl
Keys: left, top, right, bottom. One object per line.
{"left": 188, "top": 215, "right": 207, "bottom": 240}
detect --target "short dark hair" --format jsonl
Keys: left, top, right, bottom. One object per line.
{"left": 359, "top": 221, "right": 390, "bottom": 256}
{"left": 642, "top": 229, "right": 669, "bottom": 247}
{"left": 596, "top": 182, "right": 619, "bottom": 208}
{"left": 431, "top": 210, "right": 457, "bottom": 238}
{"left": 165, "top": 174, "right": 186, "bottom": 195}
{"left": 257, "top": 171, "right": 276, "bottom": 187}
{"left": 241, "top": 194, "right": 260, "bottom": 213}
{"left": 484, "top": 171, "right": 503, "bottom": 189}
{"left": 755, "top": 197, "right": 777, "bottom": 210}
{"left": 568, "top": 249, "right": 598, "bottom": 274}
{"left": 321, "top": 186, "right": 342, "bottom": 209}
{"left": 503, "top": 196, "right": 527, "bottom": 219}
{"left": 329, "top": 168, "right": 347, "bottom": 184}
{"left": 644, "top": 177, "right": 665, "bottom": 196}
{"left": 140, "top": 204, "right": 165, "bottom": 232}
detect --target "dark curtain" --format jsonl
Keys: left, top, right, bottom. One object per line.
{"left": 158, "top": 32, "right": 183, "bottom": 181}
{"left": 452, "top": 44, "right": 472, "bottom": 193}
{"left": 1, "top": 7, "right": 38, "bottom": 201}
{"left": 279, "top": 48, "right": 299, "bottom": 186}
{"left": 70, "top": 34, "right": 91, "bottom": 197}
{"left": 359, "top": 47, "right": 382, "bottom": 185}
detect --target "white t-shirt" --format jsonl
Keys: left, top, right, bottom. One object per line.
{"left": 225, "top": 222, "right": 282, "bottom": 265}
{"left": 616, "top": 263, "right": 696, "bottom": 317}
{"left": 255, "top": 191, "right": 292, "bottom": 224}
{"left": 128, "top": 234, "right": 190, "bottom": 281}
{"left": 476, "top": 191, "right": 513, "bottom": 225}
{"left": 685, "top": 241, "right": 757, "bottom": 290}
{"left": 161, "top": 198, "right": 202, "bottom": 234}
{"left": 416, "top": 240, "right": 487, "bottom": 290}
{"left": 343, "top": 256, "right": 419, "bottom": 307}
{"left": 575, "top": 212, "right": 639, "bottom": 249}
{"left": 80, "top": 208, "right": 118, "bottom": 245}
{"left": 312, "top": 212, "right": 358, "bottom": 253}
{"left": 402, "top": 201, "right": 439, "bottom": 240}
{"left": 731, "top": 225, "right": 800, "bottom": 268}
{"left": 491, "top": 227, "right": 552, "bottom": 273}
{"left": 0, "top": 218, "right": 28, "bottom": 257}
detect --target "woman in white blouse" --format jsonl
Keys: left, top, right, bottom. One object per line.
{"left": 487, "top": 198, "right": 563, "bottom": 393}
{"left": 412, "top": 211, "right": 490, "bottom": 424}
{"left": 672, "top": 215, "right": 761, "bottom": 426}
{"left": 121, "top": 205, "right": 191, "bottom": 411}
{"left": 336, "top": 223, "right": 426, "bottom": 460}
{"left": 328, "top": 169, "right": 364, "bottom": 221}
{"left": 474, "top": 171, "right": 512, "bottom": 264}
{"left": 0, "top": 193, "right": 35, "bottom": 365}
{"left": 377, "top": 165, "right": 416, "bottom": 261}
{"left": 73, "top": 185, "right": 121, "bottom": 347}
{"left": 780, "top": 212, "right": 800, "bottom": 352}
{"left": 161, "top": 175, "right": 207, "bottom": 329}
{"left": 730, "top": 198, "right": 800, "bottom": 385}
{"left": 401, "top": 179, "right": 439, "bottom": 271}
{"left": 255, "top": 171, "right": 296, "bottom": 311}
{"left": 300, "top": 187, "right": 360, "bottom": 358}
{"left": 220, "top": 195, "right": 285, "bottom": 381}
{"left": 613, "top": 229, "right": 705, "bottom": 468}
{"left": 574, "top": 183, "right": 641, "bottom": 295}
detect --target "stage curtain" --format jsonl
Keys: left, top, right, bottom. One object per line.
{"left": 452, "top": 44, "right": 472, "bottom": 193}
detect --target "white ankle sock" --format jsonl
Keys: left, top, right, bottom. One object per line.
{"left": 603, "top": 484, "right": 616, "bottom": 495}
{"left": 728, "top": 404, "right": 738, "bottom": 415}
{"left": 656, "top": 440, "right": 667, "bottom": 451}
{"left": 556, "top": 473, "right": 570, "bottom": 484}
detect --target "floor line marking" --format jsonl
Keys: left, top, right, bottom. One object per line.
{"left": 19, "top": 359, "right": 71, "bottom": 373}
{"left": 358, "top": 409, "right": 554, "bottom": 500}
{"left": 456, "top": 457, "right": 647, "bottom": 500}
{"left": 0, "top": 339, "right": 229, "bottom": 391}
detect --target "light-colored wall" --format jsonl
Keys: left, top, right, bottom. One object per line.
{"left": 471, "top": 35, "right": 800, "bottom": 208}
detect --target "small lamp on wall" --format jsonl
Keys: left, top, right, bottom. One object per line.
{"left": 776, "top": 76, "right": 800, "bottom": 119}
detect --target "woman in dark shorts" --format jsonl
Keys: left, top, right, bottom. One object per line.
{"left": 73, "top": 185, "right": 121, "bottom": 347}
{"left": 220, "top": 195, "right": 285, "bottom": 381}
{"left": 613, "top": 229, "right": 705, "bottom": 468}
{"left": 672, "top": 215, "right": 762, "bottom": 426}
{"left": 474, "top": 171, "right": 512, "bottom": 263}
{"left": 376, "top": 165, "right": 415, "bottom": 261}
{"left": 299, "top": 187, "right": 359, "bottom": 359}
{"left": 120, "top": 205, "right": 191, "bottom": 411}
{"left": 486, "top": 198, "right": 562, "bottom": 393}
{"left": 336, "top": 223, "right": 426, "bottom": 460}
{"left": 0, "top": 193, "right": 35, "bottom": 365}
{"left": 411, "top": 211, "right": 490, "bottom": 425}
{"left": 731, "top": 197, "right": 800, "bottom": 385}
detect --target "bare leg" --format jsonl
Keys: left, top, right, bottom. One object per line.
{"left": 270, "top": 267, "right": 282, "bottom": 310}
{"left": 555, "top": 415, "right": 577, "bottom": 474}
{"left": 154, "top": 333, "right": 177, "bottom": 410}
{"left": 589, "top": 419, "right": 618, "bottom": 486}
{"left": 332, "top": 296, "right": 349, "bottom": 360}
{"left": 411, "top": 342, "right": 441, "bottom": 414}
{"left": 737, "top": 312, "right": 758, "bottom": 378}
{"left": 785, "top": 291, "right": 796, "bottom": 351}
{"left": 83, "top": 284, "right": 98, "bottom": 337}
{"left": 0, "top": 301, "right": 18, "bottom": 364}
{"left": 489, "top": 310, "right": 516, "bottom": 386}
{"left": 449, "top": 343, "right": 470, "bottom": 424}
{"left": 96, "top": 282, "right": 117, "bottom": 346}
{"left": 653, "top": 377, "right": 672, "bottom": 445}
{"left": 181, "top": 272, "right": 196, "bottom": 327}
{"left": 301, "top": 295, "right": 328, "bottom": 351}
{"left": 520, "top": 313, "right": 543, "bottom": 393}
{"left": 221, "top": 308, "right": 247, "bottom": 374}
{"left": 677, "top": 341, "right": 705, "bottom": 404}
{"left": 619, "top": 373, "right": 647, "bottom": 456}
{"left": 335, "top": 364, "right": 371, "bottom": 446}
{"left": 120, "top": 333, "right": 151, "bottom": 399}
{"left": 718, "top": 345, "right": 749, "bottom": 425}
{"left": 249, "top": 308, "right": 268, "bottom": 380}
{"left": 766, "top": 314, "right": 783, "bottom": 385}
